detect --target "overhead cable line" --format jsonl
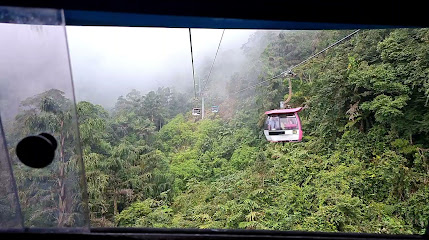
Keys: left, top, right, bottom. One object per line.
{"left": 202, "top": 29, "right": 225, "bottom": 93}
{"left": 188, "top": 28, "right": 197, "bottom": 98}
{"left": 233, "top": 29, "right": 360, "bottom": 94}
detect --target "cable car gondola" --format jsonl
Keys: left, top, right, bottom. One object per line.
{"left": 211, "top": 106, "right": 219, "bottom": 113}
{"left": 264, "top": 107, "right": 303, "bottom": 142}
{"left": 192, "top": 108, "right": 201, "bottom": 116}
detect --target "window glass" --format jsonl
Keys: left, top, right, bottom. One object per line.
{"left": 1, "top": 9, "right": 429, "bottom": 235}
{"left": 67, "top": 27, "right": 429, "bottom": 234}
{"left": 0, "top": 6, "right": 89, "bottom": 230}
{"left": 279, "top": 114, "right": 298, "bottom": 130}
{"left": 0, "top": 116, "right": 22, "bottom": 229}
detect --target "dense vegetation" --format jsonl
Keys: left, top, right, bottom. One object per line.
{"left": 4, "top": 29, "right": 429, "bottom": 234}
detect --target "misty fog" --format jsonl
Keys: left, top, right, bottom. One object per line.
{"left": 66, "top": 27, "right": 257, "bottom": 109}
{"left": 0, "top": 23, "right": 278, "bottom": 122}
{"left": 0, "top": 23, "right": 73, "bottom": 121}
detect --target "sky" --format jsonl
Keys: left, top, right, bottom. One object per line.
{"left": 66, "top": 27, "right": 256, "bottom": 108}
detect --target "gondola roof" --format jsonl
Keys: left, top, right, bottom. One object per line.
{"left": 265, "top": 107, "right": 303, "bottom": 115}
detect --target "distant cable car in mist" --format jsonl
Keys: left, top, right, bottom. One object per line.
{"left": 192, "top": 108, "right": 201, "bottom": 116}
{"left": 211, "top": 106, "right": 219, "bottom": 113}
{"left": 264, "top": 107, "right": 303, "bottom": 142}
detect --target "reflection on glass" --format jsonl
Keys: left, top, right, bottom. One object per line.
{"left": 265, "top": 114, "right": 299, "bottom": 131}
{"left": 0, "top": 116, "right": 22, "bottom": 229}
{"left": 0, "top": 7, "right": 89, "bottom": 230}
{"left": 279, "top": 115, "right": 298, "bottom": 130}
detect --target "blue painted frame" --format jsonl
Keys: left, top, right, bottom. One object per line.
{"left": 64, "top": 9, "right": 402, "bottom": 29}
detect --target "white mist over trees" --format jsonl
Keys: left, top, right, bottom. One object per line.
{"left": 66, "top": 27, "right": 260, "bottom": 109}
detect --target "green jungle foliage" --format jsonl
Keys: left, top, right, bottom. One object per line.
{"left": 4, "top": 29, "right": 429, "bottom": 234}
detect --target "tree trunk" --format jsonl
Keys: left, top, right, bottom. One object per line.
{"left": 113, "top": 192, "right": 118, "bottom": 216}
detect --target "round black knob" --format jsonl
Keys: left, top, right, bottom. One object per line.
{"left": 16, "top": 133, "right": 57, "bottom": 168}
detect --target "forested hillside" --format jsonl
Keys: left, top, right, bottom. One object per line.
{"left": 5, "top": 29, "right": 429, "bottom": 234}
